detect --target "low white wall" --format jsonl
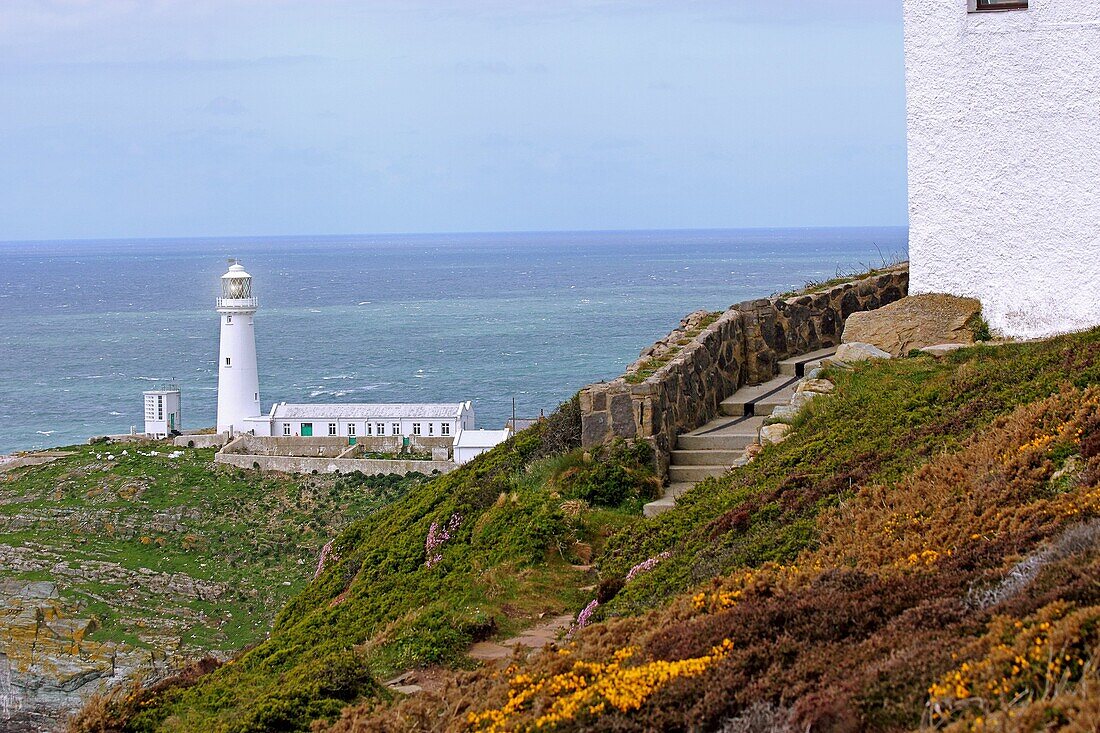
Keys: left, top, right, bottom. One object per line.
{"left": 214, "top": 452, "right": 456, "bottom": 476}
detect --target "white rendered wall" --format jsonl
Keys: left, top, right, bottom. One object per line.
{"left": 216, "top": 313, "right": 262, "bottom": 434}
{"left": 144, "top": 390, "right": 181, "bottom": 437}
{"left": 904, "top": 0, "right": 1100, "bottom": 338}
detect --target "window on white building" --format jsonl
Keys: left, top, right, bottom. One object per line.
{"left": 283, "top": 424, "right": 291, "bottom": 436}
{"left": 441, "top": 423, "right": 450, "bottom": 436}
{"left": 412, "top": 423, "right": 421, "bottom": 436}
{"left": 972, "top": 0, "right": 1027, "bottom": 10}
{"left": 226, "top": 315, "right": 232, "bottom": 324}
{"left": 328, "top": 423, "right": 337, "bottom": 436}
{"left": 378, "top": 422, "right": 385, "bottom": 435}
{"left": 428, "top": 422, "right": 434, "bottom": 436}
{"left": 225, "top": 357, "right": 231, "bottom": 367}
{"left": 365, "top": 422, "right": 373, "bottom": 435}
{"left": 392, "top": 422, "right": 399, "bottom": 435}
{"left": 348, "top": 423, "right": 356, "bottom": 436}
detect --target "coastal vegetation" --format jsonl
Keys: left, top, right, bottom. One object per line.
{"left": 0, "top": 447, "right": 419, "bottom": 654}
{"left": 69, "top": 326, "right": 1100, "bottom": 731}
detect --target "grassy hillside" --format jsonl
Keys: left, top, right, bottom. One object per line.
{"left": 74, "top": 327, "right": 1100, "bottom": 732}
{"left": 74, "top": 401, "right": 659, "bottom": 732}
{"left": 0, "top": 446, "right": 418, "bottom": 654}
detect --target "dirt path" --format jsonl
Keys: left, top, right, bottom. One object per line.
{"left": 384, "top": 613, "right": 576, "bottom": 694}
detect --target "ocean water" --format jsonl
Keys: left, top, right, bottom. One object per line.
{"left": 0, "top": 228, "right": 907, "bottom": 454}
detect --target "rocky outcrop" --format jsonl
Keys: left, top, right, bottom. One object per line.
{"left": 0, "top": 581, "right": 159, "bottom": 732}
{"left": 840, "top": 293, "right": 981, "bottom": 357}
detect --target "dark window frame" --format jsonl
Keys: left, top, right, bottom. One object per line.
{"left": 973, "top": 0, "right": 1028, "bottom": 10}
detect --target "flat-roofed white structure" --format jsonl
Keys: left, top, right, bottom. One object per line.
{"left": 453, "top": 428, "right": 511, "bottom": 465}
{"left": 904, "top": 0, "right": 1100, "bottom": 338}
{"left": 143, "top": 386, "right": 181, "bottom": 438}
{"left": 252, "top": 401, "right": 474, "bottom": 440}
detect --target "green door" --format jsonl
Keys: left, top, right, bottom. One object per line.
{"left": 349, "top": 436, "right": 357, "bottom": 446}
{"left": 301, "top": 423, "right": 313, "bottom": 437}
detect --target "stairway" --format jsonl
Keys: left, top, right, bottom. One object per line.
{"left": 643, "top": 347, "right": 836, "bottom": 517}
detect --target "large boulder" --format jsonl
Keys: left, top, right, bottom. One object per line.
{"left": 841, "top": 294, "right": 982, "bottom": 356}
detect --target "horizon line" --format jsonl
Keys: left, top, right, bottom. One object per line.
{"left": 0, "top": 223, "right": 910, "bottom": 247}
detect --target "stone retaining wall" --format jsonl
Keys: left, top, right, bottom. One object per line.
{"left": 580, "top": 265, "right": 909, "bottom": 474}
{"left": 214, "top": 452, "right": 456, "bottom": 476}
{"left": 218, "top": 435, "right": 452, "bottom": 456}
{"left": 173, "top": 433, "right": 229, "bottom": 449}
{"left": 219, "top": 435, "right": 452, "bottom": 457}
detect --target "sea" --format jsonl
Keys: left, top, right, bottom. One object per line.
{"left": 0, "top": 228, "right": 907, "bottom": 455}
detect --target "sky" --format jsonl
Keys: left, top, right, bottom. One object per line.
{"left": 0, "top": 1, "right": 907, "bottom": 241}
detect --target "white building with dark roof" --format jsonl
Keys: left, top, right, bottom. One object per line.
{"left": 250, "top": 401, "right": 474, "bottom": 440}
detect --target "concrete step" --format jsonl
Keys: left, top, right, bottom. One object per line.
{"left": 666, "top": 482, "right": 695, "bottom": 498}
{"left": 677, "top": 415, "right": 765, "bottom": 451}
{"left": 642, "top": 483, "right": 695, "bottom": 517}
{"left": 719, "top": 374, "right": 799, "bottom": 417}
{"left": 778, "top": 346, "right": 838, "bottom": 377}
{"left": 670, "top": 449, "right": 744, "bottom": 466}
{"left": 643, "top": 496, "right": 676, "bottom": 517}
{"left": 676, "top": 432, "right": 755, "bottom": 451}
{"left": 669, "top": 464, "right": 735, "bottom": 482}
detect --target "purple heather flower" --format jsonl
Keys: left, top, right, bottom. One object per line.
{"left": 313, "top": 538, "right": 339, "bottom": 580}
{"left": 426, "top": 512, "right": 462, "bottom": 568}
{"left": 569, "top": 598, "right": 600, "bottom": 638}
{"left": 625, "top": 551, "right": 671, "bottom": 582}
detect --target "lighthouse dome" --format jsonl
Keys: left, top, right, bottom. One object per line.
{"left": 217, "top": 260, "right": 257, "bottom": 309}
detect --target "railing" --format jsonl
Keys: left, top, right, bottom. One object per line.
{"left": 216, "top": 297, "right": 259, "bottom": 309}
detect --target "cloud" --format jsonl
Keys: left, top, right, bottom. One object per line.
{"left": 202, "top": 96, "right": 247, "bottom": 116}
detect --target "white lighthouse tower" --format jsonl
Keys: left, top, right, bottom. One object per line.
{"left": 216, "top": 259, "right": 262, "bottom": 435}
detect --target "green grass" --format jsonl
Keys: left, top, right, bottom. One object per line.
{"left": 0, "top": 446, "right": 422, "bottom": 656}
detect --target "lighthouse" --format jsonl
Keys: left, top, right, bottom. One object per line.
{"left": 216, "top": 260, "right": 262, "bottom": 434}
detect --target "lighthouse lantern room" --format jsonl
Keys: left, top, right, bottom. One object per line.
{"left": 216, "top": 259, "right": 262, "bottom": 435}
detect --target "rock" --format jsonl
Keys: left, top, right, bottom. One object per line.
{"left": 765, "top": 405, "right": 800, "bottom": 425}
{"left": 0, "top": 580, "right": 158, "bottom": 731}
{"left": 840, "top": 294, "right": 981, "bottom": 357}
{"left": 744, "top": 442, "right": 763, "bottom": 460}
{"left": 918, "top": 343, "right": 971, "bottom": 357}
{"left": 805, "top": 366, "right": 826, "bottom": 379}
{"left": 789, "top": 392, "right": 819, "bottom": 410}
{"left": 796, "top": 379, "right": 835, "bottom": 395}
{"left": 1052, "top": 456, "right": 1081, "bottom": 482}
{"left": 834, "top": 342, "right": 893, "bottom": 364}
{"left": 760, "top": 424, "right": 791, "bottom": 445}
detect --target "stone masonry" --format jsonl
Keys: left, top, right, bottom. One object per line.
{"left": 580, "top": 265, "right": 909, "bottom": 475}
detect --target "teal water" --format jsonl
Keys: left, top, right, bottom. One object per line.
{"left": 0, "top": 228, "right": 906, "bottom": 454}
